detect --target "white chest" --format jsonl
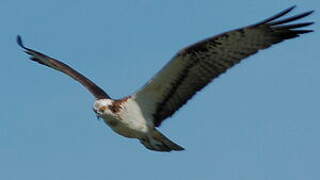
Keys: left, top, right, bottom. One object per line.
{"left": 100, "top": 99, "right": 151, "bottom": 138}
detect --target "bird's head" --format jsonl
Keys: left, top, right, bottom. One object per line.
{"left": 93, "top": 99, "right": 114, "bottom": 118}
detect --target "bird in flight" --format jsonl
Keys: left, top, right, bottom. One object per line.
{"left": 18, "top": 6, "right": 313, "bottom": 152}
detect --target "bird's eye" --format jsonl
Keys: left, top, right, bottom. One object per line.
{"left": 98, "top": 106, "right": 108, "bottom": 113}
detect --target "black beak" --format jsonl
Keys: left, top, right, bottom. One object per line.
{"left": 93, "top": 108, "right": 100, "bottom": 120}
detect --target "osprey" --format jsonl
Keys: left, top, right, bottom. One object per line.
{"left": 18, "top": 6, "right": 313, "bottom": 152}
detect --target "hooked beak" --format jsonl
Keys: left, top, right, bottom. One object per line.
{"left": 93, "top": 108, "right": 100, "bottom": 120}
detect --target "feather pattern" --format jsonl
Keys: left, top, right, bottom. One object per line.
{"left": 16, "top": 36, "right": 110, "bottom": 100}
{"left": 134, "top": 6, "right": 314, "bottom": 127}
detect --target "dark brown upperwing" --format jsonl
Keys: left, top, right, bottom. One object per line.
{"left": 17, "top": 36, "right": 110, "bottom": 100}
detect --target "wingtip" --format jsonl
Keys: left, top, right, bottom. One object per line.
{"left": 16, "top": 35, "right": 26, "bottom": 49}
{"left": 252, "top": 5, "right": 298, "bottom": 27}
{"left": 306, "top": 10, "right": 315, "bottom": 16}
{"left": 288, "top": 5, "right": 315, "bottom": 16}
{"left": 282, "top": 5, "right": 297, "bottom": 15}
{"left": 289, "top": 5, "right": 297, "bottom": 11}
{"left": 286, "top": 6, "right": 315, "bottom": 18}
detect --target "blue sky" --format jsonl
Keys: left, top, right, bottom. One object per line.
{"left": 0, "top": 0, "right": 319, "bottom": 179}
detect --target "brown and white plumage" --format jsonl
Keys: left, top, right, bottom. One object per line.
{"left": 18, "top": 6, "right": 314, "bottom": 152}
{"left": 135, "top": 6, "right": 314, "bottom": 127}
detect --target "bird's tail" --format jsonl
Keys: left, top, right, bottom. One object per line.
{"left": 140, "top": 129, "right": 184, "bottom": 152}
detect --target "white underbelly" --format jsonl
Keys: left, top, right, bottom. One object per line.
{"left": 98, "top": 97, "right": 153, "bottom": 138}
{"left": 102, "top": 114, "right": 149, "bottom": 138}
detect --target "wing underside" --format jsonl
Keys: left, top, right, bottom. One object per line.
{"left": 133, "top": 6, "right": 314, "bottom": 127}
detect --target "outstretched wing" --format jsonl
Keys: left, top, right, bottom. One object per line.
{"left": 134, "top": 6, "right": 314, "bottom": 127}
{"left": 17, "top": 36, "right": 110, "bottom": 100}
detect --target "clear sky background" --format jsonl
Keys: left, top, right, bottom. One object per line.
{"left": 0, "top": 0, "right": 319, "bottom": 180}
